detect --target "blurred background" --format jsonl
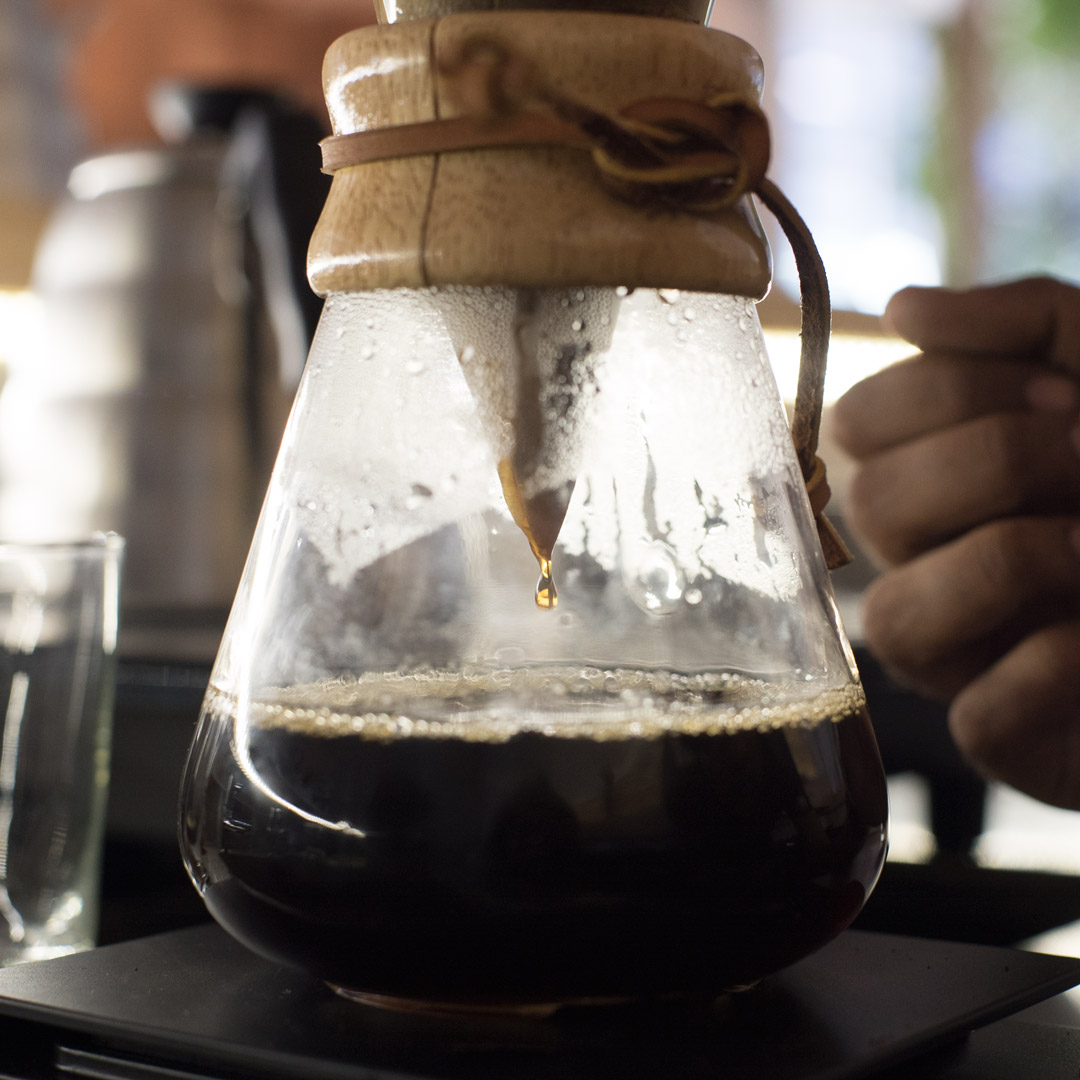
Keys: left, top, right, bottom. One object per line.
{"left": 1, "top": 0, "right": 1080, "bottom": 949}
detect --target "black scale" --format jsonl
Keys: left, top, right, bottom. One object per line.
{"left": 0, "top": 924, "right": 1077, "bottom": 1079}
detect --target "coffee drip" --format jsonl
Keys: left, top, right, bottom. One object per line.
{"left": 438, "top": 286, "right": 618, "bottom": 607}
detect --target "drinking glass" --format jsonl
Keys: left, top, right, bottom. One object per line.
{"left": 0, "top": 534, "right": 124, "bottom": 965}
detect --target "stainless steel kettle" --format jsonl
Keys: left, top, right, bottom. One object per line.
{"left": 0, "top": 88, "right": 327, "bottom": 661}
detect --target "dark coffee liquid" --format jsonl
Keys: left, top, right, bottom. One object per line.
{"left": 182, "top": 673, "right": 887, "bottom": 1006}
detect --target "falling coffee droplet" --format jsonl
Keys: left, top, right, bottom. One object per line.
{"left": 536, "top": 556, "right": 558, "bottom": 610}
{"left": 497, "top": 458, "right": 570, "bottom": 610}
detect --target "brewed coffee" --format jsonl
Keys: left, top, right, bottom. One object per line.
{"left": 182, "top": 669, "right": 887, "bottom": 1007}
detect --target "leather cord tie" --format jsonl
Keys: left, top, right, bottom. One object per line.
{"left": 320, "top": 35, "right": 850, "bottom": 569}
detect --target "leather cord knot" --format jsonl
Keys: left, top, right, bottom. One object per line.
{"left": 319, "top": 33, "right": 851, "bottom": 569}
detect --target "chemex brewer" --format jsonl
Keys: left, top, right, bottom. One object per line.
{"left": 179, "top": 0, "right": 889, "bottom": 1013}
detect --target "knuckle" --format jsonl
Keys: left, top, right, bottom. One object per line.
{"left": 967, "top": 517, "right": 1080, "bottom": 600}
{"left": 970, "top": 417, "right": 1032, "bottom": 512}
{"left": 965, "top": 519, "right": 1030, "bottom": 594}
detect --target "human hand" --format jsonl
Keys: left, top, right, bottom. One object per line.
{"left": 832, "top": 277, "right": 1080, "bottom": 809}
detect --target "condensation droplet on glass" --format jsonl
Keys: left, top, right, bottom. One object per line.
{"left": 495, "top": 645, "right": 527, "bottom": 665}
{"left": 615, "top": 285, "right": 629, "bottom": 297}
{"left": 334, "top": 325, "right": 344, "bottom": 339}
{"left": 405, "top": 358, "right": 425, "bottom": 375}
{"left": 360, "top": 344, "right": 375, "bottom": 361}
{"left": 628, "top": 543, "right": 685, "bottom": 615}
{"left": 575, "top": 290, "right": 586, "bottom": 301}
{"left": 560, "top": 296, "right": 571, "bottom": 308}
{"left": 460, "top": 344, "right": 476, "bottom": 363}
{"left": 658, "top": 288, "right": 681, "bottom": 304}
{"left": 683, "top": 308, "right": 696, "bottom": 322}
{"left": 685, "top": 587, "right": 703, "bottom": 605}
{"left": 571, "top": 319, "right": 584, "bottom": 332}
{"left": 411, "top": 483, "right": 433, "bottom": 498}
{"left": 737, "top": 316, "right": 750, "bottom": 331}
{"left": 558, "top": 612, "right": 575, "bottom": 628}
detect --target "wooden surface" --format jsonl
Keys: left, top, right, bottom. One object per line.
{"left": 307, "top": 12, "right": 772, "bottom": 296}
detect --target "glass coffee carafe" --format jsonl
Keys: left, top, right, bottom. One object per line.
{"left": 179, "top": 3, "right": 888, "bottom": 1012}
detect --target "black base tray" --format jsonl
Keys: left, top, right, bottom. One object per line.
{"left": 0, "top": 924, "right": 1077, "bottom": 1080}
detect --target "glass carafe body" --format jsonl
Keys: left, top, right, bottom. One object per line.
{"left": 179, "top": 285, "right": 887, "bottom": 1008}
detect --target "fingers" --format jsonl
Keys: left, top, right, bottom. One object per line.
{"left": 859, "top": 518, "right": 1080, "bottom": 701}
{"left": 948, "top": 621, "right": 1080, "bottom": 811}
{"left": 833, "top": 354, "right": 1080, "bottom": 458}
{"left": 885, "top": 278, "right": 1080, "bottom": 375}
{"left": 845, "top": 412, "right": 1080, "bottom": 565}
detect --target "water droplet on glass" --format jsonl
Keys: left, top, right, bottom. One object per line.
{"left": 659, "top": 288, "right": 681, "bottom": 304}
{"left": 628, "top": 544, "right": 685, "bottom": 615}
{"left": 405, "top": 358, "right": 425, "bottom": 375}
{"left": 615, "top": 285, "right": 629, "bottom": 298}
{"left": 683, "top": 308, "right": 696, "bottom": 322}
{"left": 460, "top": 344, "right": 476, "bottom": 363}
{"left": 571, "top": 319, "right": 584, "bottom": 332}
{"left": 737, "top": 316, "right": 750, "bottom": 332}
{"left": 575, "top": 290, "right": 586, "bottom": 301}
{"left": 685, "top": 587, "right": 703, "bottom": 605}
{"left": 411, "top": 483, "right": 433, "bottom": 498}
